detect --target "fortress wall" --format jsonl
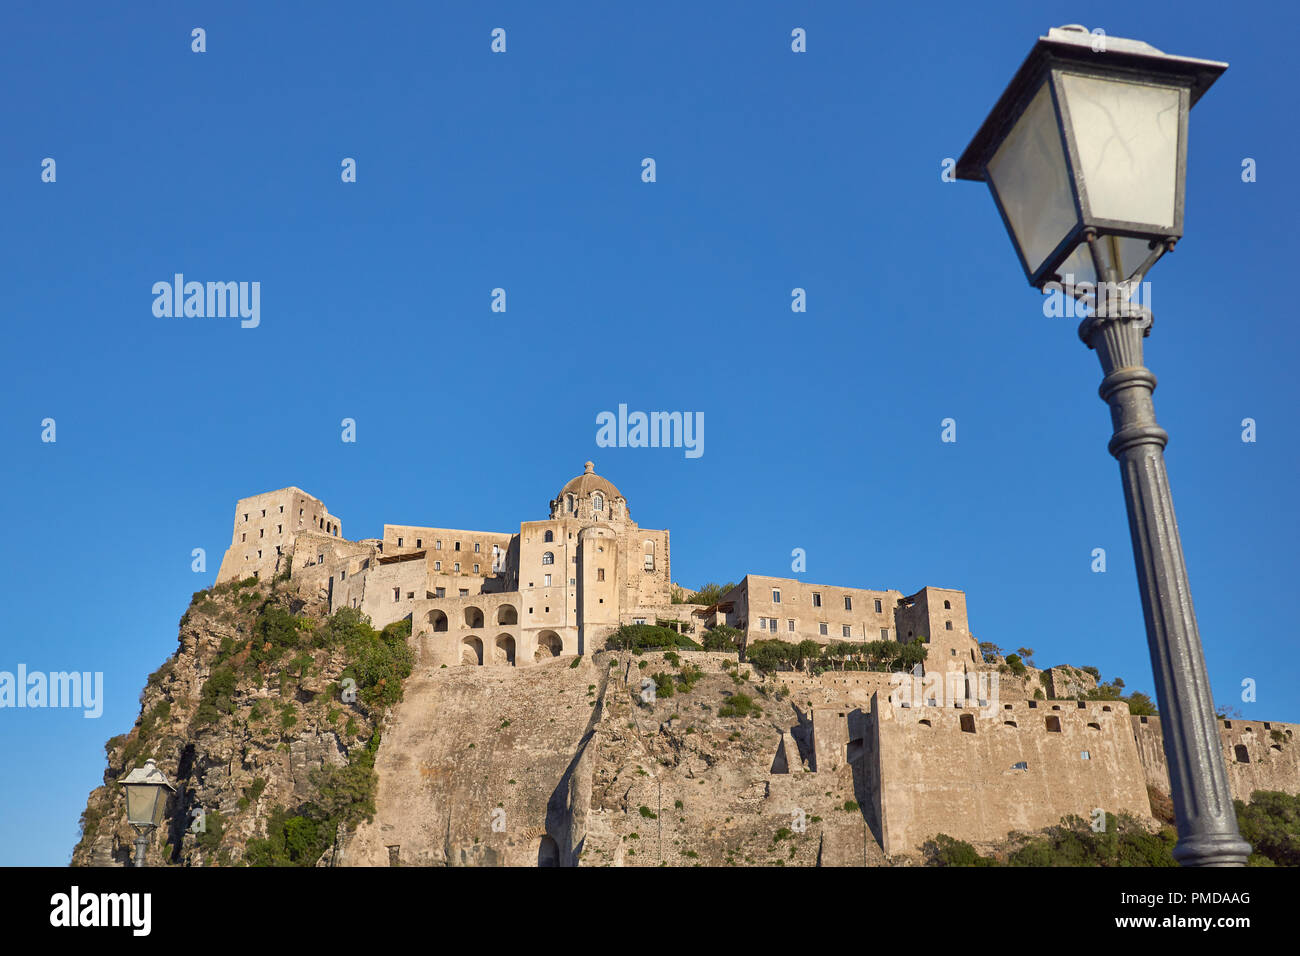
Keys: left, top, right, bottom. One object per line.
{"left": 620, "top": 528, "right": 672, "bottom": 608}
{"left": 1131, "top": 715, "right": 1300, "bottom": 800}
{"left": 873, "top": 696, "right": 1151, "bottom": 855}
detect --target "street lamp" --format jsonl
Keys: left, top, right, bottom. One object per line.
{"left": 118, "top": 758, "right": 176, "bottom": 867}
{"left": 956, "top": 25, "right": 1250, "bottom": 866}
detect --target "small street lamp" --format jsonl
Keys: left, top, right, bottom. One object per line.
{"left": 118, "top": 758, "right": 176, "bottom": 867}
{"left": 956, "top": 25, "right": 1250, "bottom": 866}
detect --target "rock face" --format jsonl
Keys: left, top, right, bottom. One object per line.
{"left": 71, "top": 578, "right": 382, "bottom": 868}
{"left": 344, "top": 650, "right": 884, "bottom": 867}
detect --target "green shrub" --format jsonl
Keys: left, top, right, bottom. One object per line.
{"left": 718, "top": 693, "right": 758, "bottom": 717}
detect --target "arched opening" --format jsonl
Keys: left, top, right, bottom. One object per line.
{"left": 537, "top": 835, "right": 560, "bottom": 867}
{"left": 593, "top": 492, "right": 604, "bottom": 512}
{"left": 497, "top": 604, "right": 518, "bottom": 625}
{"left": 462, "top": 636, "right": 483, "bottom": 666}
{"left": 1234, "top": 744, "right": 1250, "bottom": 764}
{"left": 464, "top": 606, "right": 484, "bottom": 628}
{"left": 943, "top": 600, "right": 951, "bottom": 609}
{"left": 535, "top": 631, "right": 562, "bottom": 660}
{"left": 542, "top": 551, "right": 554, "bottom": 565}
{"left": 426, "top": 609, "right": 448, "bottom": 632}
{"left": 494, "top": 634, "right": 516, "bottom": 666}
{"left": 544, "top": 530, "right": 553, "bottom": 543}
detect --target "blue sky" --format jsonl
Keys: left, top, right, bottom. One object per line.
{"left": 1, "top": 1, "right": 1295, "bottom": 865}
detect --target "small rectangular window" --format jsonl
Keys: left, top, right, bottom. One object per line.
{"left": 544, "top": 574, "right": 551, "bottom": 586}
{"left": 844, "top": 596, "right": 852, "bottom": 611}
{"left": 474, "top": 542, "right": 480, "bottom": 553}
{"left": 772, "top": 588, "right": 781, "bottom": 603}
{"left": 435, "top": 540, "right": 441, "bottom": 550}
{"left": 435, "top": 561, "right": 441, "bottom": 570}
{"left": 874, "top": 599, "right": 882, "bottom": 613}
{"left": 787, "top": 619, "right": 795, "bottom": 632}
{"left": 454, "top": 562, "right": 460, "bottom": 572}
{"left": 435, "top": 587, "right": 445, "bottom": 598}
{"left": 812, "top": 592, "right": 822, "bottom": 608}
{"left": 397, "top": 537, "right": 404, "bottom": 547}
{"left": 880, "top": 628, "right": 890, "bottom": 641}
{"left": 819, "top": 622, "right": 828, "bottom": 636}
{"left": 393, "top": 587, "right": 400, "bottom": 602}
{"left": 842, "top": 624, "right": 852, "bottom": 638}
{"left": 416, "top": 539, "right": 422, "bottom": 548}
{"left": 597, "top": 568, "right": 605, "bottom": 582}
{"left": 459, "top": 588, "right": 469, "bottom": 597}
{"left": 455, "top": 541, "right": 461, "bottom": 551}
{"left": 474, "top": 564, "right": 480, "bottom": 573}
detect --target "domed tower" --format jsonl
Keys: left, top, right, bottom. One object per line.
{"left": 549, "top": 461, "right": 630, "bottom": 525}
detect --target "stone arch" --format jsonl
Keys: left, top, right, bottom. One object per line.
{"left": 462, "top": 636, "right": 483, "bottom": 666}
{"left": 464, "top": 606, "right": 484, "bottom": 628}
{"left": 494, "top": 634, "right": 516, "bottom": 666}
{"left": 537, "top": 835, "right": 560, "bottom": 867}
{"left": 426, "top": 609, "right": 448, "bottom": 632}
{"left": 497, "top": 604, "right": 518, "bottom": 625}
{"left": 535, "top": 630, "right": 562, "bottom": 660}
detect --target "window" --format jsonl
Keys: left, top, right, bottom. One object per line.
{"left": 945, "top": 621, "right": 953, "bottom": 630}
{"left": 435, "top": 587, "right": 445, "bottom": 598}
{"left": 473, "top": 564, "right": 479, "bottom": 573}
{"left": 241, "top": 533, "right": 246, "bottom": 542}
{"left": 757, "top": 617, "right": 766, "bottom": 630}
{"left": 459, "top": 588, "right": 469, "bottom": 597}
{"left": 393, "top": 587, "right": 400, "bottom": 602}
{"left": 569, "top": 578, "right": 576, "bottom": 586}
{"left": 542, "top": 552, "right": 554, "bottom": 565}
{"left": 1045, "top": 716, "right": 1062, "bottom": 732}
{"left": 544, "top": 530, "right": 553, "bottom": 543}
{"left": 1080, "top": 751, "right": 1091, "bottom": 760}
{"left": 772, "top": 588, "right": 781, "bottom": 604}
{"left": 874, "top": 599, "right": 882, "bottom": 613}
{"left": 593, "top": 492, "right": 604, "bottom": 511}
{"left": 435, "top": 561, "right": 441, "bottom": 570}
{"left": 435, "top": 540, "right": 441, "bottom": 550}
{"left": 633, "top": 617, "right": 646, "bottom": 625}
{"left": 787, "top": 619, "right": 795, "bottom": 632}
{"left": 819, "top": 622, "right": 828, "bottom": 636}
{"left": 960, "top": 713, "right": 976, "bottom": 734}
{"left": 340, "top": 570, "right": 346, "bottom": 580}
{"left": 277, "top": 525, "right": 282, "bottom": 534}
{"left": 544, "top": 574, "right": 552, "bottom": 587}
{"left": 454, "top": 541, "right": 461, "bottom": 551}
{"left": 397, "top": 537, "right": 404, "bottom": 547}
{"left": 566, "top": 494, "right": 575, "bottom": 514}
{"left": 597, "top": 568, "right": 605, "bottom": 582}
{"left": 279, "top": 505, "right": 284, "bottom": 513}
{"left": 244, "top": 514, "right": 249, "bottom": 521}
{"left": 454, "top": 562, "right": 460, "bottom": 572}
{"left": 259, "top": 528, "right": 264, "bottom": 538}
{"left": 944, "top": 600, "right": 951, "bottom": 609}
{"left": 644, "top": 554, "right": 654, "bottom": 570}
{"left": 812, "top": 592, "right": 822, "bottom": 608}
{"left": 416, "top": 539, "right": 422, "bottom": 548}
{"left": 880, "top": 628, "right": 889, "bottom": 641}
{"left": 844, "top": 596, "right": 852, "bottom": 611}
{"left": 317, "top": 554, "right": 324, "bottom": 563}
{"left": 474, "top": 543, "right": 480, "bottom": 553}
{"left": 842, "top": 625, "right": 852, "bottom": 638}
{"left": 261, "top": 509, "right": 266, "bottom": 517}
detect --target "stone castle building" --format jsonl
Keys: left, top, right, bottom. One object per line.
{"left": 213, "top": 463, "right": 1300, "bottom": 857}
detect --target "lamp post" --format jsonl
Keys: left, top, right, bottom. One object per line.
{"left": 118, "top": 758, "right": 176, "bottom": 867}
{"left": 955, "top": 25, "right": 1250, "bottom": 866}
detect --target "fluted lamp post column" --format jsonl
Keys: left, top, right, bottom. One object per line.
{"left": 955, "top": 25, "right": 1250, "bottom": 865}
{"left": 118, "top": 758, "right": 176, "bottom": 867}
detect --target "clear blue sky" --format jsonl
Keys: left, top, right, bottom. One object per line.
{"left": 1, "top": 1, "right": 1295, "bottom": 865}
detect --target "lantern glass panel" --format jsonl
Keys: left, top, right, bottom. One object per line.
{"left": 1060, "top": 72, "right": 1180, "bottom": 229}
{"left": 1057, "top": 234, "right": 1155, "bottom": 286}
{"left": 986, "top": 81, "right": 1077, "bottom": 277}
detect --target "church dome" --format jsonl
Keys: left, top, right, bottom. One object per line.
{"left": 551, "top": 462, "right": 629, "bottom": 522}
{"left": 558, "top": 461, "right": 622, "bottom": 502}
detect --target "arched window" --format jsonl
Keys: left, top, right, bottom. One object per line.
{"left": 566, "top": 494, "right": 575, "bottom": 514}
{"left": 593, "top": 492, "right": 604, "bottom": 511}
{"left": 943, "top": 600, "right": 951, "bottom": 609}
{"left": 542, "top": 551, "right": 554, "bottom": 565}
{"left": 544, "top": 530, "right": 553, "bottom": 543}
{"left": 643, "top": 540, "right": 655, "bottom": 571}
